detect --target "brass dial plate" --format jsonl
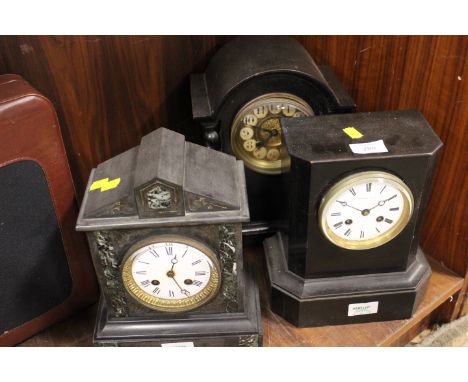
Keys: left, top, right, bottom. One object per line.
{"left": 230, "top": 93, "right": 314, "bottom": 174}
{"left": 318, "top": 171, "right": 414, "bottom": 250}
{"left": 121, "top": 235, "right": 221, "bottom": 312}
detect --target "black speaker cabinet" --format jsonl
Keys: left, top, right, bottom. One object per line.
{"left": 0, "top": 75, "right": 98, "bottom": 346}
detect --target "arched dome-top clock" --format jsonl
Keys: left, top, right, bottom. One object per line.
{"left": 191, "top": 36, "right": 355, "bottom": 237}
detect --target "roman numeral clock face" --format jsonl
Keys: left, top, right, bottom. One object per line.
{"left": 319, "top": 171, "right": 414, "bottom": 250}
{"left": 121, "top": 236, "right": 221, "bottom": 312}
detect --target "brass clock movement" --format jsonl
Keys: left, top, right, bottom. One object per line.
{"left": 77, "top": 128, "right": 262, "bottom": 346}
{"left": 264, "top": 110, "right": 442, "bottom": 327}
{"left": 191, "top": 36, "right": 355, "bottom": 238}
{"left": 230, "top": 93, "right": 314, "bottom": 174}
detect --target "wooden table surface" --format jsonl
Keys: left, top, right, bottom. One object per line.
{"left": 19, "top": 247, "right": 464, "bottom": 347}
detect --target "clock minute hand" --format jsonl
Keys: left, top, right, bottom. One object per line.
{"left": 170, "top": 275, "right": 190, "bottom": 296}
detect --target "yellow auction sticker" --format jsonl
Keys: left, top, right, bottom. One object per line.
{"left": 343, "top": 127, "right": 364, "bottom": 139}
{"left": 89, "top": 177, "right": 121, "bottom": 192}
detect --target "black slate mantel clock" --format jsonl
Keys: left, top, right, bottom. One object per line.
{"left": 77, "top": 128, "right": 262, "bottom": 346}
{"left": 264, "top": 109, "right": 442, "bottom": 327}
{"left": 191, "top": 36, "right": 355, "bottom": 239}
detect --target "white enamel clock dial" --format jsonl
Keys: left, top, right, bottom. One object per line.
{"left": 121, "top": 236, "right": 221, "bottom": 312}
{"left": 319, "top": 171, "right": 414, "bottom": 250}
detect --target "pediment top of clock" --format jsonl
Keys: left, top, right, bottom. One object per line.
{"left": 77, "top": 127, "right": 248, "bottom": 228}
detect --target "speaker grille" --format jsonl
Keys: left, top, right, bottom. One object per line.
{"left": 0, "top": 160, "right": 72, "bottom": 333}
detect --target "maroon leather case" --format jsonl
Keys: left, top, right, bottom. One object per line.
{"left": 0, "top": 74, "right": 98, "bottom": 346}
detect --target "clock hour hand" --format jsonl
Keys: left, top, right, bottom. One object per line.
{"left": 336, "top": 200, "right": 362, "bottom": 212}
{"left": 260, "top": 127, "right": 279, "bottom": 136}
{"left": 256, "top": 128, "right": 279, "bottom": 148}
{"left": 368, "top": 201, "right": 384, "bottom": 211}
{"left": 166, "top": 253, "right": 178, "bottom": 279}
{"left": 368, "top": 194, "right": 397, "bottom": 211}
{"left": 167, "top": 251, "right": 190, "bottom": 296}
{"left": 169, "top": 254, "right": 178, "bottom": 272}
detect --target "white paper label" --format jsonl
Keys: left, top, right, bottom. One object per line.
{"left": 349, "top": 140, "right": 388, "bottom": 154}
{"left": 348, "top": 301, "right": 379, "bottom": 316}
{"left": 161, "top": 342, "right": 194, "bottom": 347}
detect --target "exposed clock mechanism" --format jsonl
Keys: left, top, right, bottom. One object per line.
{"left": 231, "top": 93, "right": 314, "bottom": 174}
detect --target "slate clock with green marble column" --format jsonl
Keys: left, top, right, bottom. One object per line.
{"left": 77, "top": 128, "right": 262, "bottom": 346}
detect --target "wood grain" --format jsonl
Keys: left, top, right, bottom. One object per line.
{"left": 296, "top": 36, "right": 467, "bottom": 285}
{"left": 0, "top": 35, "right": 466, "bottom": 318}
{"left": 0, "top": 36, "right": 230, "bottom": 194}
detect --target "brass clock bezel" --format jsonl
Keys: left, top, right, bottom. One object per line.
{"left": 121, "top": 235, "right": 221, "bottom": 312}
{"left": 318, "top": 171, "right": 414, "bottom": 250}
{"left": 230, "top": 92, "right": 314, "bottom": 175}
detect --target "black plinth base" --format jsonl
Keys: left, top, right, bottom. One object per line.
{"left": 93, "top": 263, "right": 262, "bottom": 346}
{"left": 264, "top": 232, "right": 431, "bottom": 327}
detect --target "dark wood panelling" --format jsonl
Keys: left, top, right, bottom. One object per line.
{"left": 0, "top": 36, "right": 230, "bottom": 194}
{"left": 0, "top": 36, "right": 466, "bottom": 313}
{"left": 295, "top": 36, "right": 467, "bottom": 289}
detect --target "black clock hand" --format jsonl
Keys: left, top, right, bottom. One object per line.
{"left": 336, "top": 200, "right": 363, "bottom": 212}
{"left": 260, "top": 127, "right": 279, "bottom": 136}
{"left": 166, "top": 253, "right": 189, "bottom": 295}
{"left": 170, "top": 254, "right": 178, "bottom": 272}
{"left": 170, "top": 275, "right": 190, "bottom": 296}
{"left": 368, "top": 194, "right": 397, "bottom": 211}
{"left": 368, "top": 201, "right": 385, "bottom": 211}
{"left": 256, "top": 128, "right": 279, "bottom": 148}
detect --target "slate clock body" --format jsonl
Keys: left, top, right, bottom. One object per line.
{"left": 191, "top": 36, "right": 355, "bottom": 238}
{"left": 77, "top": 128, "right": 262, "bottom": 346}
{"left": 264, "top": 110, "right": 442, "bottom": 327}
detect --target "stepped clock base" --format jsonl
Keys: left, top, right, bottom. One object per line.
{"left": 242, "top": 220, "right": 282, "bottom": 246}
{"left": 264, "top": 232, "right": 431, "bottom": 327}
{"left": 93, "top": 263, "right": 263, "bottom": 347}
